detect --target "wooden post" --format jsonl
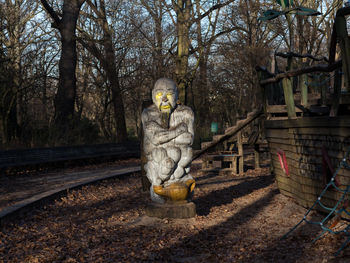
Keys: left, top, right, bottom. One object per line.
{"left": 320, "top": 74, "right": 328, "bottom": 106}
{"left": 300, "top": 74, "right": 308, "bottom": 108}
{"left": 335, "top": 15, "right": 350, "bottom": 92}
{"left": 257, "top": 71, "right": 268, "bottom": 117}
{"left": 330, "top": 68, "right": 342, "bottom": 117}
{"left": 232, "top": 156, "right": 238, "bottom": 174}
{"left": 254, "top": 144, "right": 260, "bottom": 169}
{"left": 282, "top": 77, "right": 297, "bottom": 118}
{"left": 237, "top": 131, "right": 244, "bottom": 174}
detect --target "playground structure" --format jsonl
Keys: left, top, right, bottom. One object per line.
{"left": 258, "top": 5, "right": 350, "bottom": 215}
{"left": 257, "top": 5, "right": 350, "bottom": 255}
{"left": 193, "top": 5, "right": 350, "bottom": 255}
{"left": 196, "top": 4, "right": 350, "bottom": 220}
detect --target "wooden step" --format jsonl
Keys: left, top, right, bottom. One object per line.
{"left": 202, "top": 168, "right": 240, "bottom": 176}
{"left": 266, "top": 105, "right": 303, "bottom": 114}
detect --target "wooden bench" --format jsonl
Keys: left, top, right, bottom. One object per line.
{"left": 202, "top": 154, "right": 242, "bottom": 174}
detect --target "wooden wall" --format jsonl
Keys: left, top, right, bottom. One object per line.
{"left": 265, "top": 117, "right": 350, "bottom": 213}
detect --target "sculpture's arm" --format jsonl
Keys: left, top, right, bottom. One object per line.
{"left": 174, "top": 108, "right": 195, "bottom": 146}
{"left": 187, "top": 109, "right": 195, "bottom": 143}
{"left": 142, "top": 111, "right": 187, "bottom": 146}
{"left": 145, "top": 121, "right": 187, "bottom": 145}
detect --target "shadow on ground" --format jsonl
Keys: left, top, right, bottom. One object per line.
{"left": 195, "top": 174, "right": 274, "bottom": 216}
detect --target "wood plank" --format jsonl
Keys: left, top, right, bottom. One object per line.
{"left": 289, "top": 127, "right": 350, "bottom": 137}
{"left": 265, "top": 137, "right": 294, "bottom": 145}
{"left": 269, "top": 143, "right": 346, "bottom": 160}
{"left": 273, "top": 158, "right": 350, "bottom": 184}
{"left": 292, "top": 134, "right": 347, "bottom": 143}
{"left": 276, "top": 174, "right": 324, "bottom": 195}
{"left": 264, "top": 129, "right": 291, "bottom": 139}
{"left": 277, "top": 181, "right": 319, "bottom": 202}
{"left": 266, "top": 105, "right": 303, "bottom": 113}
{"left": 277, "top": 179, "right": 350, "bottom": 204}
{"left": 265, "top": 116, "right": 350, "bottom": 129}
{"left": 268, "top": 137, "right": 347, "bottom": 152}
{"left": 205, "top": 154, "right": 240, "bottom": 162}
{"left": 271, "top": 152, "right": 342, "bottom": 171}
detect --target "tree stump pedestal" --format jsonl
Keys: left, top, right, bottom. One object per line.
{"left": 145, "top": 201, "right": 196, "bottom": 219}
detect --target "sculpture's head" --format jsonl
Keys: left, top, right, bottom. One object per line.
{"left": 152, "top": 78, "right": 178, "bottom": 113}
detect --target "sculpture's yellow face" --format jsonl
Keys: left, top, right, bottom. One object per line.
{"left": 155, "top": 91, "right": 176, "bottom": 113}
{"left": 152, "top": 78, "right": 178, "bottom": 113}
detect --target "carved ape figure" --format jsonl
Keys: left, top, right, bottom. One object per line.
{"left": 142, "top": 78, "right": 195, "bottom": 203}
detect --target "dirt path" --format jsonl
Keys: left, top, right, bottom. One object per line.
{"left": 0, "top": 162, "right": 349, "bottom": 262}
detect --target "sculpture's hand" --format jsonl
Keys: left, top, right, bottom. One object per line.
{"left": 175, "top": 132, "right": 193, "bottom": 145}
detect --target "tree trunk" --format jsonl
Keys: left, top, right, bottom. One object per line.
{"left": 154, "top": 8, "right": 164, "bottom": 80}
{"left": 99, "top": 2, "right": 127, "bottom": 142}
{"left": 53, "top": 1, "right": 83, "bottom": 132}
{"left": 175, "top": 0, "right": 192, "bottom": 104}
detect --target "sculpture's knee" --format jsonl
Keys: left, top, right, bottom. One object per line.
{"left": 178, "top": 147, "right": 193, "bottom": 168}
{"left": 173, "top": 166, "right": 184, "bottom": 180}
{"left": 145, "top": 161, "right": 161, "bottom": 185}
{"left": 166, "top": 146, "right": 181, "bottom": 163}
{"left": 160, "top": 157, "right": 175, "bottom": 180}
{"left": 151, "top": 147, "right": 167, "bottom": 163}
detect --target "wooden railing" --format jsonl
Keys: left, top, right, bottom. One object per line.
{"left": 0, "top": 141, "right": 140, "bottom": 169}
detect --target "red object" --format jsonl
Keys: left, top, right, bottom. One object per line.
{"left": 277, "top": 149, "right": 289, "bottom": 176}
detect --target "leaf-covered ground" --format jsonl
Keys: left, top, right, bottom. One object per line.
{"left": 1, "top": 163, "right": 350, "bottom": 262}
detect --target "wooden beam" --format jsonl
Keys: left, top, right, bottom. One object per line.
{"left": 257, "top": 60, "right": 342, "bottom": 86}
{"left": 266, "top": 105, "right": 303, "bottom": 114}
{"left": 275, "top": 52, "right": 328, "bottom": 62}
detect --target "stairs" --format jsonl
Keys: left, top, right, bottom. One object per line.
{"left": 195, "top": 108, "right": 266, "bottom": 175}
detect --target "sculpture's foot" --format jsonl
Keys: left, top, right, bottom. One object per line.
{"left": 145, "top": 201, "right": 196, "bottom": 219}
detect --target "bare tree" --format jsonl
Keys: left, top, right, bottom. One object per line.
{"left": 0, "top": 0, "right": 41, "bottom": 145}
{"left": 77, "top": 0, "right": 132, "bottom": 142}
{"left": 40, "top": 0, "right": 86, "bottom": 142}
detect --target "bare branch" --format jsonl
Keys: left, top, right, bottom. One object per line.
{"left": 193, "top": 0, "right": 235, "bottom": 23}
{"left": 40, "top": 0, "right": 61, "bottom": 28}
{"left": 85, "top": 0, "right": 105, "bottom": 20}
